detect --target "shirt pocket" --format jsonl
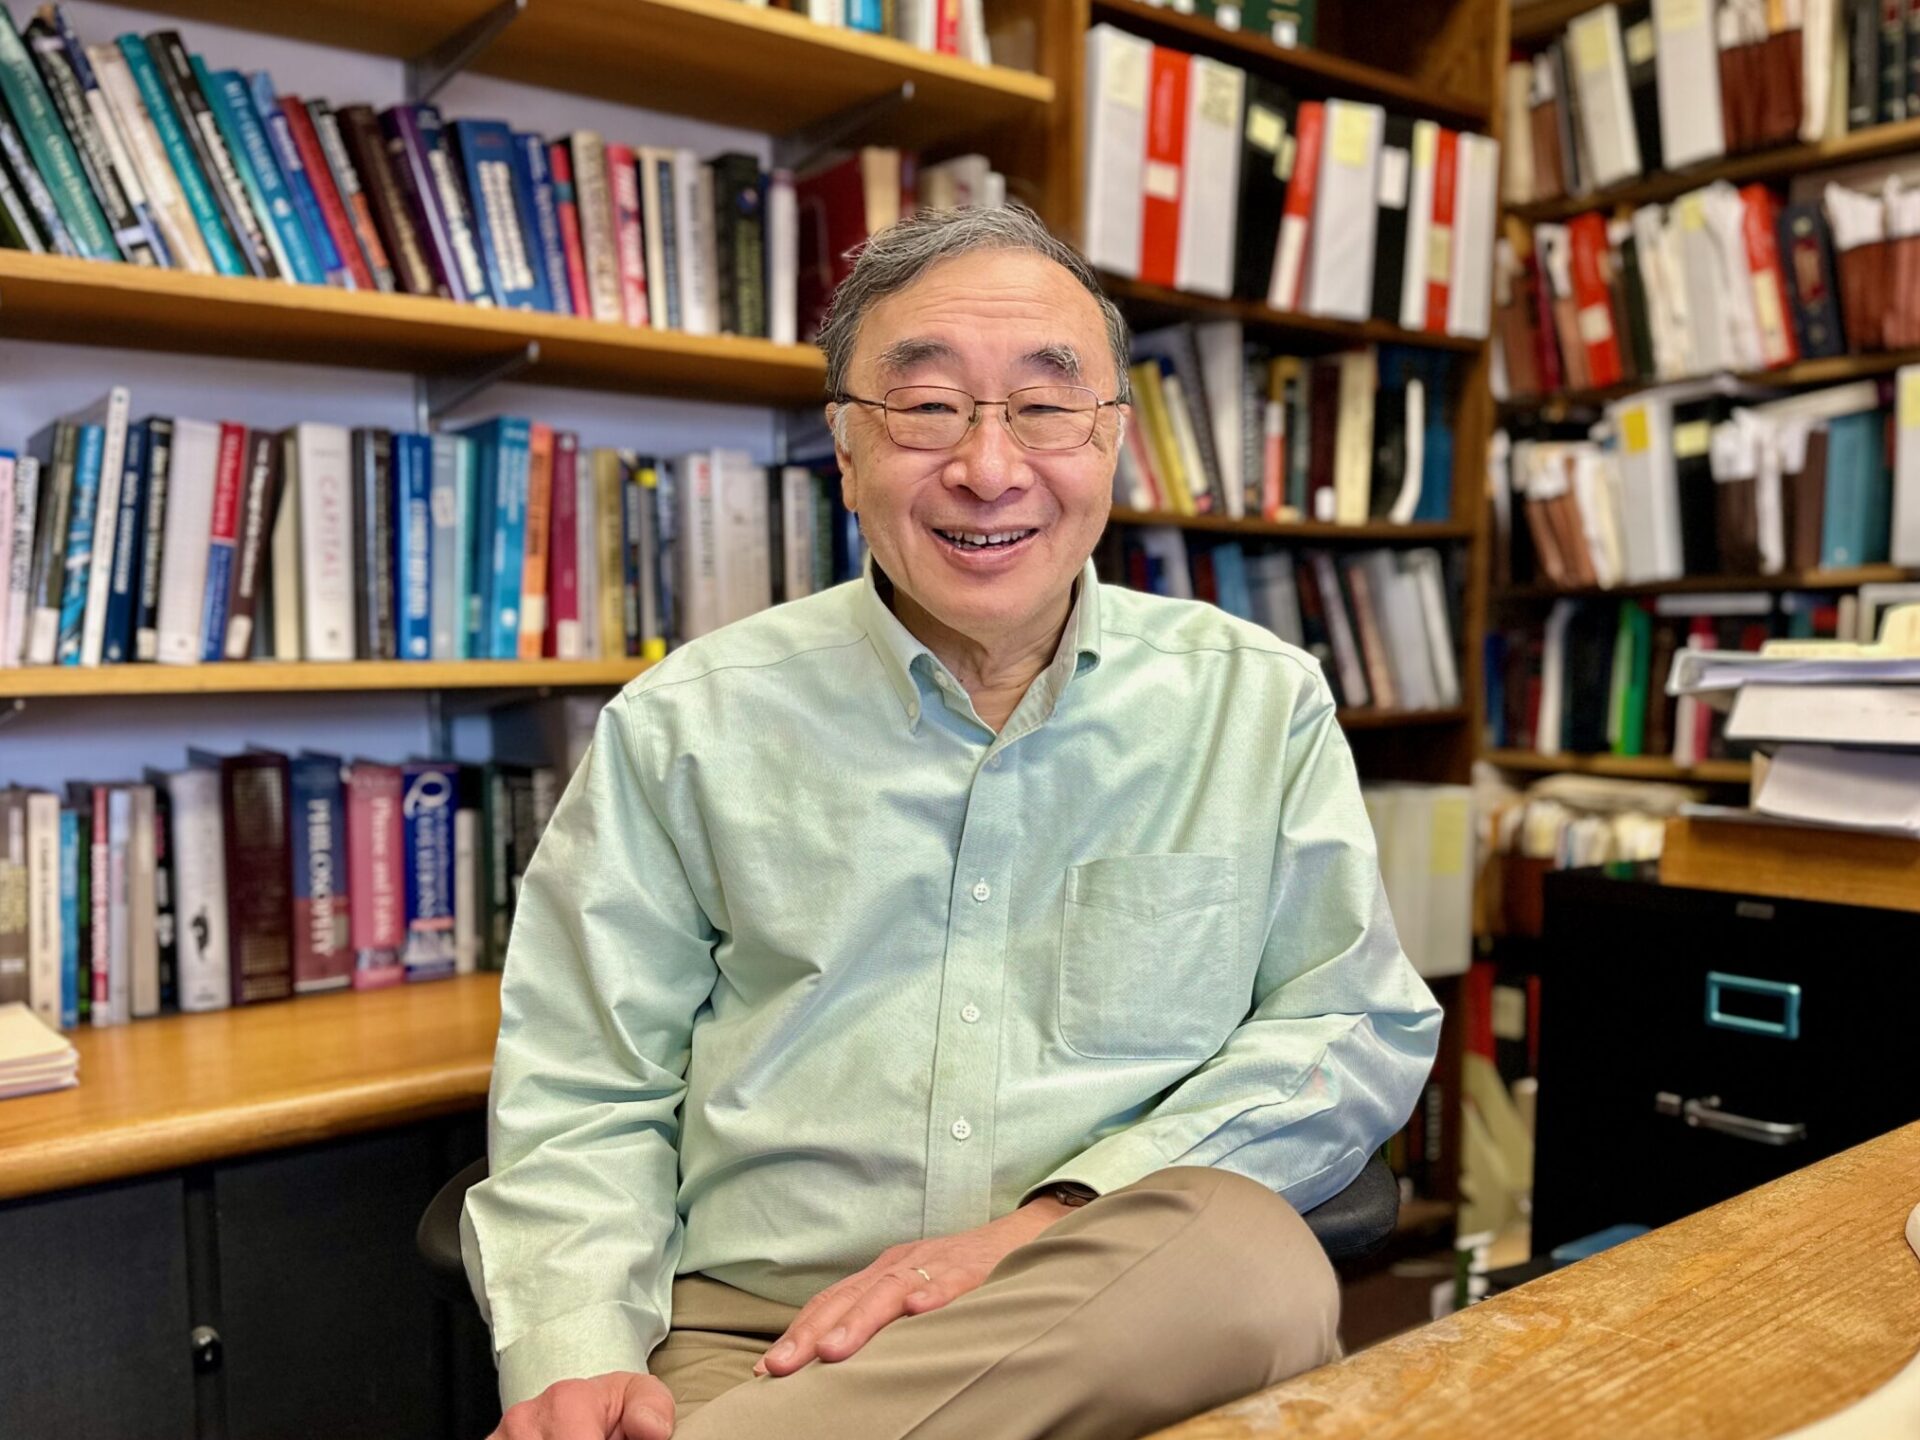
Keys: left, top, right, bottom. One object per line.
{"left": 1058, "top": 853, "right": 1243, "bottom": 1062}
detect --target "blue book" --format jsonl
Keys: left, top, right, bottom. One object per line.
{"left": 247, "top": 71, "right": 342, "bottom": 281}
{"left": 55, "top": 423, "right": 103, "bottom": 666}
{"left": 115, "top": 35, "right": 243, "bottom": 275}
{"left": 456, "top": 418, "right": 530, "bottom": 659}
{"left": 289, "top": 751, "right": 350, "bottom": 992}
{"left": 463, "top": 429, "right": 495, "bottom": 658}
{"left": 514, "top": 132, "right": 566, "bottom": 314}
{"left": 452, "top": 119, "right": 538, "bottom": 308}
{"left": 1211, "top": 543, "right": 1253, "bottom": 620}
{"left": 846, "top": 0, "right": 885, "bottom": 31}
{"left": 58, "top": 806, "right": 78, "bottom": 1029}
{"left": 1822, "top": 410, "right": 1891, "bottom": 568}
{"left": 101, "top": 419, "right": 147, "bottom": 664}
{"left": 199, "top": 428, "right": 241, "bottom": 662}
{"left": 393, "top": 432, "right": 433, "bottom": 660}
{"left": 203, "top": 64, "right": 323, "bottom": 286}
{"left": 400, "top": 761, "right": 458, "bottom": 982}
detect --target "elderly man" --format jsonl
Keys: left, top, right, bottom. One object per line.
{"left": 464, "top": 203, "right": 1441, "bottom": 1440}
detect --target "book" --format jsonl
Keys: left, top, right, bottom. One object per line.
{"left": 288, "top": 751, "right": 350, "bottom": 993}
{"left": 350, "top": 426, "right": 395, "bottom": 660}
{"left": 196, "top": 421, "right": 245, "bottom": 663}
{"left": 513, "top": 131, "right": 565, "bottom": 313}
{"left": 21, "top": 10, "right": 151, "bottom": 264}
{"left": 310, "top": 98, "right": 393, "bottom": 291}
{"left": 200, "top": 64, "right": 317, "bottom": 284}
{"left": 392, "top": 431, "right": 432, "bottom": 660}
{"left": 164, "top": 761, "right": 229, "bottom": 1011}
{"left": 519, "top": 423, "right": 554, "bottom": 659}
{"left": 0, "top": 1, "right": 115, "bottom": 257}
{"left": 223, "top": 427, "right": 280, "bottom": 660}
{"left": 339, "top": 102, "right": 433, "bottom": 295}
{"left": 1138, "top": 44, "right": 1190, "bottom": 289}
{"left": 1084, "top": 25, "right": 1154, "bottom": 278}
{"left": 400, "top": 762, "right": 457, "bottom": 982}
{"left": 346, "top": 761, "right": 403, "bottom": 989}
{"left": 149, "top": 31, "right": 272, "bottom": 277}
{"left": 116, "top": 33, "right": 241, "bottom": 274}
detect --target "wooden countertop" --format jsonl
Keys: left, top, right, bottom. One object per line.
{"left": 0, "top": 974, "right": 501, "bottom": 1203}
{"left": 1154, "top": 1121, "right": 1920, "bottom": 1439}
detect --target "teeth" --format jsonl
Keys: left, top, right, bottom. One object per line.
{"left": 941, "top": 529, "right": 1032, "bottom": 549}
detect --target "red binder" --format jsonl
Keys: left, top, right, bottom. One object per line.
{"left": 1740, "top": 185, "right": 1800, "bottom": 367}
{"left": 1138, "top": 46, "right": 1190, "bottom": 289}
{"left": 1272, "top": 100, "right": 1325, "bottom": 311}
{"left": 1567, "top": 212, "right": 1624, "bottom": 389}
{"left": 1425, "top": 128, "right": 1458, "bottom": 334}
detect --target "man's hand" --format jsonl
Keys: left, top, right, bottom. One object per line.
{"left": 757, "top": 1196, "right": 1077, "bottom": 1378}
{"left": 489, "top": 1371, "right": 674, "bottom": 1440}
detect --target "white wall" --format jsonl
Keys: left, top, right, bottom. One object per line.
{"left": 2, "top": 1, "right": 800, "bottom": 784}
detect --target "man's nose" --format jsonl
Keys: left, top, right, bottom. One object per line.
{"left": 944, "top": 407, "right": 1026, "bottom": 500}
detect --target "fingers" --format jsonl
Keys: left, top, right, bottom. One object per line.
{"left": 812, "top": 1270, "right": 920, "bottom": 1364}
{"left": 756, "top": 1278, "right": 861, "bottom": 1377}
{"left": 618, "top": 1375, "right": 676, "bottom": 1440}
{"left": 492, "top": 1376, "right": 621, "bottom": 1440}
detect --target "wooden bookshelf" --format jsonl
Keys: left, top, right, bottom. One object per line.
{"left": 1102, "top": 274, "right": 1485, "bottom": 355}
{"left": 0, "top": 251, "right": 829, "bottom": 406}
{"left": 0, "top": 658, "right": 653, "bottom": 700}
{"left": 1089, "top": 0, "right": 1487, "bottom": 127}
{"left": 1509, "top": 0, "right": 1612, "bottom": 44}
{"left": 1493, "top": 564, "right": 1916, "bottom": 603}
{"left": 1339, "top": 707, "right": 1471, "bottom": 730}
{"left": 1484, "top": 749, "right": 1754, "bottom": 784}
{"left": 128, "top": 0, "right": 1053, "bottom": 150}
{"left": 1497, "top": 344, "right": 1920, "bottom": 417}
{"left": 1109, "top": 508, "right": 1475, "bottom": 542}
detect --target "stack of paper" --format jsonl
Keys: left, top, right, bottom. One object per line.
{"left": 0, "top": 1002, "right": 78, "bottom": 1100}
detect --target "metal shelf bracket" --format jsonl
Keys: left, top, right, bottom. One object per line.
{"left": 413, "top": 341, "right": 541, "bottom": 431}
{"left": 772, "top": 81, "right": 916, "bottom": 174}
{"left": 404, "top": 0, "right": 528, "bottom": 104}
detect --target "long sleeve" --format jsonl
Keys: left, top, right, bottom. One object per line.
{"left": 460, "top": 695, "right": 719, "bottom": 1409}
{"left": 1034, "top": 675, "right": 1442, "bottom": 1211}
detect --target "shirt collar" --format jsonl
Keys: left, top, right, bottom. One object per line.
{"left": 858, "top": 558, "right": 1105, "bottom": 731}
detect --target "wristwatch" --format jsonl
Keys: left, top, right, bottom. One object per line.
{"left": 1027, "top": 1182, "right": 1097, "bottom": 1209}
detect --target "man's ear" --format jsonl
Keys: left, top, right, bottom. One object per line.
{"left": 828, "top": 403, "right": 859, "bottom": 512}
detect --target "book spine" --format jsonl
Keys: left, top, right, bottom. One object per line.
{"left": 464, "top": 434, "right": 494, "bottom": 658}
{"left": 117, "top": 35, "right": 242, "bottom": 274}
{"left": 224, "top": 429, "right": 279, "bottom": 659}
{"left": 518, "top": 426, "right": 553, "bottom": 659}
{"left": 127, "top": 784, "right": 156, "bottom": 1018}
{"left": 133, "top": 417, "right": 172, "bottom": 660}
{"left": 548, "top": 433, "right": 581, "bottom": 658}
{"left": 0, "top": 132, "right": 46, "bottom": 251}
{"left": 622, "top": 462, "right": 644, "bottom": 649}
{"left": 102, "top": 420, "right": 146, "bottom": 663}
{"left": 339, "top": 103, "right": 433, "bottom": 295}
{"left": 0, "top": 67, "right": 76, "bottom": 255}
{"left": 198, "top": 423, "right": 245, "bottom": 663}
{"left": 347, "top": 764, "right": 404, "bottom": 989}
{"left": 0, "top": 13, "right": 115, "bottom": 257}
{"left": 27, "top": 424, "right": 75, "bottom": 665}
{"left": 57, "top": 807, "right": 78, "bottom": 1027}
{"left": 77, "top": 387, "right": 130, "bottom": 669}
{"left": 23, "top": 17, "right": 150, "bottom": 263}
{"left": 89, "top": 40, "right": 204, "bottom": 270}
{"left": 456, "top": 121, "right": 536, "bottom": 308}
{"left": 87, "top": 784, "right": 106, "bottom": 1020}
{"left": 295, "top": 426, "right": 354, "bottom": 660}
{"left": 653, "top": 153, "right": 681, "bottom": 329}
{"left": 166, "top": 767, "right": 229, "bottom": 1011}
{"left": 490, "top": 424, "right": 530, "bottom": 659}
{"left": 415, "top": 103, "right": 490, "bottom": 303}
{"left": 381, "top": 104, "right": 460, "bottom": 300}
{"left": 55, "top": 423, "right": 103, "bottom": 666}
{"left": 428, "top": 435, "right": 460, "bottom": 660}
{"left": 509, "top": 132, "right": 559, "bottom": 312}
{"left": 253, "top": 77, "right": 341, "bottom": 282}
{"left": 548, "top": 139, "right": 593, "bottom": 317}
{"left": 151, "top": 782, "right": 177, "bottom": 1010}
{"left": 572, "top": 132, "right": 621, "bottom": 322}
{"left": 395, "top": 434, "right": 432, "bottom": 660}
{"left": 2, "top": 456, "right": 33, "bottom": 667}
{"left": 25, "top": 792, "right": 59, "bottom": 1026}
{"left": 289, "top": 755, "right": 350, "bottom": 992}
{"left": 200, "top": 64, "right": 310, "bottom": 283}
{"left": 310, "top": 100, "right": 393, "bottom": 291}
{"left": 352, "top": 429, "right": 394, "bottom": 659}
{"left": 400, "top": 763, "right": 458, "bottom": 981}
{"left": 607, "top": 143, "right": 650, "bottom": 326}
{"left": 151, "top": 34, "right": 272, "bottom": 278}
{"left": 453, "top": 803, "right": 477, "bottom": 975}
{"left": 219, "top": 756, "right": 293, "bottom": 1004}
{"left": 280, "top": 94, "right": 371, "bottom": 289}
{"left": 52, "top": 12, "right": 168, "bottom": 265}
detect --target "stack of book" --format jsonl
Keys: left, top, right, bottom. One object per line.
{"left": 753, "top": 0, "right": 995, "bottom": 59}
{"left": 1110, "top": 532, "right": 1462, "bottom": 714}
{"left": 0, "top": 388, "right": 867, "bottom": 670}
{"left": 1494, "top": 372, "right": 1920, "bottom": 591}
{"left": 1083, "top": 24, "right": 1499, "bottom": 335}
{"left": 0, "top": 1000, "right": 77, "bottom": 1096}
{"left": 0, "top": 749, "right": 569, "bottom": 1030}
{"left": 1120, "top": 323, "right": 1456, "bottom": 523}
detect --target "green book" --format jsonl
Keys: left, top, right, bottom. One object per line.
{"left": 1620, "top": 602, "right": 1651, "bottom": 756}
{"left": 115, "top": 31, "right": 242, "bottom": 276}
{"left": 0, "top": 1, "right": 115, "bottom": 258}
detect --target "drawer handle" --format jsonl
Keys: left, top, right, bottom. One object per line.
{"left": 1705, "top": 972, "right": 1801, "bottom": 1041}
{"left": 1663, "top": 1094, "right": 1808, "bottom": 1146}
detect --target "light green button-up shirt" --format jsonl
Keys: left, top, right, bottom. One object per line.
{"left": 463, "top": 560, "right": 1442, "bottom": 1407}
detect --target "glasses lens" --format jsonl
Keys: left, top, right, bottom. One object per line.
{"left": 1007, "top": 386, "right": 1099, "bottom": 450}
{"left": 883, "top": 387, "right": 972, "bottom": 450}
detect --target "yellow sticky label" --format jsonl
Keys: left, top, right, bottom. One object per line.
{"left": 1572, "top": 17, "right": 1610, "bottom": 75}
{"left": 1428, "top": 225, "right": 1453, "bottom": 284}
{"left": 1247, "top": 104, "right": 1284, "bottom": 154}
{"left": 1753, "top": 278, "right": 1785, "bottom": 344}
{"left": 1106, "top": 37, "right": 1149, "bottom": 110}
{"left": 1659, "top": 0, "right": 1706, "bottom": 34}
{"left": 1430, "top": 797, "right": 1469, "bottom": 877}
{"left": 1674, "top": 420, "right": 1712, "bottom": 459}
{"left": 1677, "top": 194, "right": 1706, "bottom": 232}
{"left": 1330, "top": 104, "right": 1372, "bottom": 169}
{"left": 1623, "top": 408, "right": 1652, "bottom": 454}
{"left": 1626, "top": 19, "right": 1657, "bottom": 66}
{"left": 1902, "top": 370, "right": 1920, "bottom": 430}
{"left": 1413, "top": 121, "right": 1438, "bottom": 170}
{"left": 1276, "top": 132, "right": 1297, "bottom": 181}
{"left": 1197, "top": 62, "right": 1241, "bottom": 130}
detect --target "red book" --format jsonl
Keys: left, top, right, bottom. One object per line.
{"left": 1425, "top": 128, "right": 1459, "bottom": 334}
{"left": 346, "top": 762, "right": 404, "bottom": 990}
{"left": 201, "top": 422, "right": 246, "bottom": 659}
{"left": 1271, "top": 100, "right": 1325, "bottom": 311}
{"left": 548, "top": 139, "right": 593, "bottom": 319}
{"left": 1138, "top": 45, "right": 1190, "bottom": 289}
{"left": 935, "top": 0, "right": 962, "bottom": 54}
{"left": 89, "top": 784, "right": 107, "bottom": 1017}
{"left": 1739, "top": 185, "right": 1799, "bottom": 368}
{"left": 218, "top": 751, "right": 293, "bottom": 1005}
{"left": 281, "top": 95, "right": 376, "bottom": 291}
{"left": 605, "top": 143, "right": 650, "bottom": 328}
{"left": 546, "top": 432, "right": 581, "bottom": 658}
{"left": 519, "top": 424, "right": 555, "bottom": 660}
{"left": 1566, "top": 213, "right": 1624, "bottom": 388}
{"left": 795, "top": 152, "right": 871, "bottom": 342}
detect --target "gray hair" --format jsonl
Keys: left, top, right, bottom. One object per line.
{"left": 817, "top": 204, "right": 1132, "bottom": 410}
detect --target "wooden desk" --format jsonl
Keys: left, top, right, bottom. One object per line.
{"left": 1155, "top": 1121, "right": 1920, "bottom": 1439}
{"left": 0, "top": 973, "right": 501, "bottom": 1202}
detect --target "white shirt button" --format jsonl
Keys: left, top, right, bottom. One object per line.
{"left": 961, "top": 1003, "right": 981, "bottom": 1024}
{"left": 951, "top": 1119, "right": 972, "bottom": 1141}
{"left": 971, "top": 880, "right": 990, "bottom": 903}
{"left": 987, "top": 754, "right": 1002, "bottom": 768}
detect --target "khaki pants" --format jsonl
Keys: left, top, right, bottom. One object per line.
{"left": 652, "top": 1166, "right": 1341, "bottom": 1440}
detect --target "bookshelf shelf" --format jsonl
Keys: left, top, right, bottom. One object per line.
{"left": 131, "top": 0, "right": 1054, "bottom": 149}
{"left": 1109, "top": 508, "right": 1474, "bottom": 542}
{"left": 1494, "top": 565, "right": 1917, "bottom": 603}
{"left": 1485, "top": 749, "right": 1754, "bottom": 784}
{"left": 0, "top": 252, "right": 829, "bottom": 406}
{"left": 1497, "top": 345, "right": 1920, "bottom": 418}
{"left": 1509, "top": 0, "right": 1612, "bottom": 44}
{"left": 1100, "top": 274, "right": 1484, "bottom": 355}
{"left": 1338, "top": 707, "right": 1470, "bottom": 730}
{"left": 1089, "top": 0, "right": 1487, "bottom": 128}
{"left": 0, "top": 659, "right": 653, "bottom": 700}
{"left": 1509, "top": 116, "right": 1920, "bottom": 226}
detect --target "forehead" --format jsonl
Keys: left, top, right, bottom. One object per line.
{"left": 852, "top": 249, "right": 1109, "bottom": 372}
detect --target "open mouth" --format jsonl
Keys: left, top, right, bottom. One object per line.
{"left": 932, "top": 527, "right": 1039, "bottom": 554}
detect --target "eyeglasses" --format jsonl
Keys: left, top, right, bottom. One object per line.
{"left": 833, "top": 385, "right": 1121, "bottom": 452}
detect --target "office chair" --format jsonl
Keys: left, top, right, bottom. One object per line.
{"left": 417, "top": 1151, "right": 1404, "bottom": 1306}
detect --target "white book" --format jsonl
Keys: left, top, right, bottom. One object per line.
{"left": 128, "top": 785, "right": 157, "bottom": 1020}
{"left": 676, "top": 150, "right": 716, "bottom": 336}
{"left": 69, "top": 388, "right": 130, "bottom": 668}
{"left": 1728, "top": 683, "right": 1920, "bottom": 746}
{"left": 1175, "top": 56, "right": 1244, "bottom": 298}
{"left": 1399, "top": 121, "right": 1440, "bottom": 331}
{"left": 1651, "top": 0, "right": 1725, "bottom": 170}
{"left": 1894, "top": 367, "right": 1920, "bottom": 566}
{"left": 1502, "top": 61, "right": 1537, "bottom": 205}
{"left": 1304, "top": 100, "right": 1385, "bottom": 322}
{"left": 25, "top": 792, "right": 59, "bottom": 1028}
{"left": 1083, "top": 25, "right": 1151, "bottom": 276}
{"left": 154, "top": 418, "right": 222, "bottom": 666}
{"left": 1137, "top": 527, "right": 1194, "bottom": 600}
{"left": 1754, "top": 745, "right": 1920, "bottom": 836}
{"left": 781, "top": 466, "right": 815, "bottom": 601}
{"left": 1389, "top": 378, "right": 1426, "bottom": 523}
{"left": 453, "top": 806, "right": 478, "bottom": 977}
{"left": 1537, "top": 599, "right": 1576, "bottom": 753}
{"left": 166, "top": 767, "right": 231, "bottom": 1013}
{"left": 1566, "top": 7, "right": 1642, "bottom": 189}
{"left": 960, "top": 0, "right": 989, "bottom": 64}
{"left": 1194, "top": 321, "right": 1245, "bottom": 519}
{"left": 1702, "top": 182, "right": 1765, "bottom": 371}
{"left": 1419, "top": 786, "right": 1473, "bottom": 978}
{"left": 1405, "top": 548, "right": 1461, "bottom": 708}
{"left": 429, "top": 435, "right": 462, "bottom": 660}
{"left": 1366, "top": 551, "right": 1438, "bottom": 712}
{"left": 676, "top": 451, "right": 724, "bottom": 640}
{"left": 697, "top": 162, "right": 722, "bottom": 335}
{"left": 292, "top": 423, "right": 355, "bottom": 661}
{"left": 637, "top": 147, "right": 673, "bottom": 329}
{"left": 1332, "top": 349, "right": 1377, "bottom": 525}
{"left": 106, "top": 787, "right": 131, "bottom": 1026}
{"left": 1244, "top": 550, "right": 1303, "bottom": 647}
{"left": 572, "top": 131, "right": 622, "bottom": 324}
{"left": 1446, "top": 133, "right": 1499, "bottom": 340}
{"left": 767, "top": 169, "right": 798, "bottom": 346}
{"left": 1311, "top": 551, "right": 1367, "bottom": 705}
{"left": 716, "top": 450, "right": 770, "bottom": 627}
{"left": 575, "top": 445, "right": 599, "bottom": 657}
{"left": 269, "top": 431, "right": 302, "bottom": 660}
{"left": 89, "top": 43, "right": 211, "bottom": 274}
{"left": 4, "top": 456, "right": 36, "bottom": 667}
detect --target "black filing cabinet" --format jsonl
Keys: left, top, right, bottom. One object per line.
{"left": 1532, "top": 870, "right": 1920, "bottom": 1256}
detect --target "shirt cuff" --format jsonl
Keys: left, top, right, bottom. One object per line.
{"left": 495, "top": 1301, "right": 658, "bottom": 1410}
{"left": 1032, "top": 1132, "right": 1182, "bottom": 1202}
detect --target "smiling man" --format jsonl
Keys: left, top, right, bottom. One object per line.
{"left": 464, "top": 204, "right": 1441, "bottom": 1440}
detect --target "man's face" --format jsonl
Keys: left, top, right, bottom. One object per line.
{"left": 831, "top": 249, "right": 1125, "bottom": 642}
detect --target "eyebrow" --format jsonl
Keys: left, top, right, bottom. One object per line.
{"left": 872, "top": 338, "right": 1087, "bottom": 382}
{"left": 1022, "top": 344, "right": 1084, "bottom": 381}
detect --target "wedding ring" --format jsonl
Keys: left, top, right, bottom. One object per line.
{"left": 912, "top": 1266, "right": 932, "bottom": 1284}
